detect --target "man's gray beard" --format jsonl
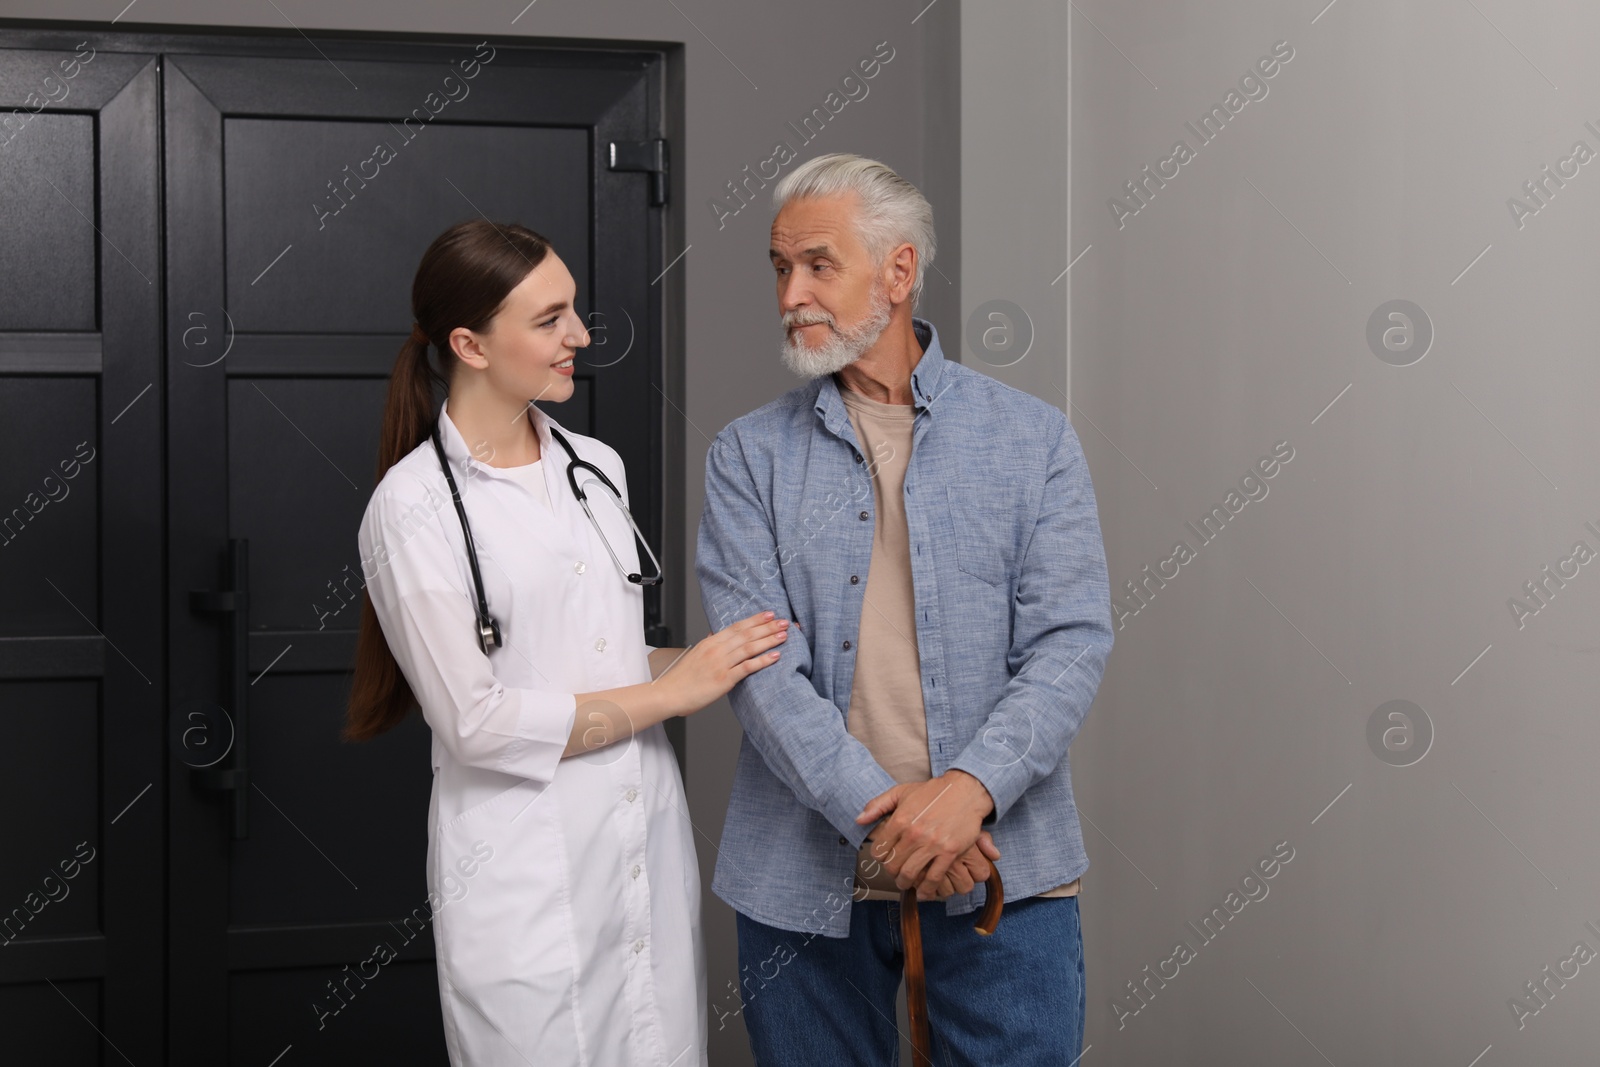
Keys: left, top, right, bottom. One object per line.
{"left": 779, "top": 286, "right": 893, "bottom": 379}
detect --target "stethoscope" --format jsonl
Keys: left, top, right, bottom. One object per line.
{"left": 429, "top": 419, "right": 663, "bottom": 653}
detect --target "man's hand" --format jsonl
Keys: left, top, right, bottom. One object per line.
{"left": 855, "top": 770, "right": 997, "bottom": 896}
{"left": 860, "top": 828, "right": 1001, "bottom": 900}
{"left": 918, "top": 833, "right": 1002, "bottom": 901}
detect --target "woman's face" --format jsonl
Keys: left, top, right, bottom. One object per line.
{"left": 470, "top": 251, "right": 590, "bottom": 404}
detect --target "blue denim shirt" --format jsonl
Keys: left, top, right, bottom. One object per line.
{"left": 695, "top": 317, "right": 1113, "bottom": 936}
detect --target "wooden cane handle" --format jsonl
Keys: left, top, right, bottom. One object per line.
{"left": 974, "top": 866, "right": 1005, "bottom": 935}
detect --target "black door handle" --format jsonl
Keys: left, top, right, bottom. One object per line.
{"left": 189, "top": 538, "right": 249, "bottom": 839}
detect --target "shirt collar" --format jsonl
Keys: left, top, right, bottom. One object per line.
{"left": 814, "top": 316, "right": 949, "bottom": 436}
{"left": 436, "top": 396, "right": 558, "bottom": 480}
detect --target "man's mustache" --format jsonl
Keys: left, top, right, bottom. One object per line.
{"left": 783, "top": 312, "right": 833, "bottom": 329}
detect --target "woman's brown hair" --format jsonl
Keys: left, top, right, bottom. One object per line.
{"left": 344, "top": 218, "right": 553, "bottom": 741}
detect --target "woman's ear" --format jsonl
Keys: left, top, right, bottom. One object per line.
{"left": 447, "top": 327, "right": 490, "bottom": 370}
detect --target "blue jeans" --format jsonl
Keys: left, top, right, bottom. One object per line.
{"left": 734, "top": 894, "right": 1085, "bottom": 1066}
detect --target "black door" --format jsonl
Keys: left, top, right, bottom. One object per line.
{"left": 0, "top": 35, "right": 166, "bottom": 1066}
{"left": 0, "top": 23, "right": 674, "bottom": 1066}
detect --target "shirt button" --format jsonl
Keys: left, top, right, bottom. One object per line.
{"left": 838, "top": 835, "right": 848, "bottom": 845}
{"left": 632, "top": 864, "right": 641, "bottom": 879}
{"left": 850, "top": 575, "right": 859, "bottom": 584}
{"left": 859, "top": 511, "right": 869, "bottom": 520}
{"left": 574, "top": 561, "right": 586, "bottom": 574}
{"left": 595, "top": 637, "right": 607, "bottom": 651}
{"left": 842, "top": 640, "right": 852, "bottom": 650}
{"left": 854, "top": 454, "right": 863, "bottom": 464}
{"left": 625, "top": 788, "right": 638, "bottom": 802}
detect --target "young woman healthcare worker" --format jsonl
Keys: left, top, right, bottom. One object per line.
{"left": 345, "top": 219, "right": 787, "bottom": 1067}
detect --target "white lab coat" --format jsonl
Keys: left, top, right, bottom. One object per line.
{"left": 359, "top": 398, "right": 706, "bottom": 1067}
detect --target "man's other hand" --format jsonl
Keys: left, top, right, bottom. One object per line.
{"left": 856, "top": 770, "right": 998, "bottom": 897}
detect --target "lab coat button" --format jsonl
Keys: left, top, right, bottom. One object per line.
{"left": 625, "top": 788, "right": 638, "bottom": 803}
{"left": 595, "top": 637, "right": 607, "bottom": 651}
{"left": 633, "top": 939, "right": 645, "bottom": 953}
{"left": 574, "top": 560, "right": 586, "bottom": 574}
{"left": 631, "top": 864, "right": 641, "bottom": 879}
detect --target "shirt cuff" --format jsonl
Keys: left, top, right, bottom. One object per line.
{"left": 820, "top": 762, "right": 899, "bottom": 850}
{"left": 946, "top": 755, "right": 1022, "bottom": 827}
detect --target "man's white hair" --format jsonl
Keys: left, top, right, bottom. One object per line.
{"left": 771, "top": 153, "right": 937, "bottom": 310}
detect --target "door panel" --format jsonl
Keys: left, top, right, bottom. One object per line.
{"left": 0, "top": 36, "right": 165, "bottom": 1063}
{"left": 231, "top": 963, "right": 449, "bottom": 1061}
{"left": 0, "top": 114, "right": 97, "bottom": 329}
{"left": 219, "top": 118, "right": 591, "bottom": 330}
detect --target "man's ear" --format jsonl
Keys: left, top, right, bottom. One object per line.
{"left": 884, "top": 243, "right": 917, "bottom": 305}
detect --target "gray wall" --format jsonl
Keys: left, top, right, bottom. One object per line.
{"left": 13, "top": 1, "right": 959, "bottom": 1063}
{"left": 966, "top": 0, "right": 1600, "bottom": 1063}
{"left": 27, "top": 0, "right": 1590, "bottom": 1062}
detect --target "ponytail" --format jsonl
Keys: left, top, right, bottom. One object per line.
{"left": 376, "top": 323, "right": 447, "bottom": 488}
{"left": 344, "top": 219, "right": 552, "bottom": 741}
{"left": 344, "top": 327, "right": 441, "bottom": 741}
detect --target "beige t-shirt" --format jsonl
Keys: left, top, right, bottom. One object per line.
{"left": 840, "top": 384, "right": 1078, "bottom": 902}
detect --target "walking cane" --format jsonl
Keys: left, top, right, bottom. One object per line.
{"left": 900, "top": 865, "right": 1005, "bottom": 1067}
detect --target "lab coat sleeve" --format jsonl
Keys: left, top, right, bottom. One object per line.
{"left": 360, "top": 479, "right": 577, "bottom": 783}
{"left": 695, "top": 432, "right": 896, "bottom": 849}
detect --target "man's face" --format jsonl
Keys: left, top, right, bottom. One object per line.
{"left": 769, "top": 193, "right": 893, "bottom": 378}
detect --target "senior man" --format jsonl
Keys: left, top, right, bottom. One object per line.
{"left": 695, "top": 152, "right": 1113, "bottom": 1065}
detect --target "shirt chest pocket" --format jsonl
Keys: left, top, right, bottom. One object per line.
{"left": 945, "top": 484, "right": 1020, "bottom": 587}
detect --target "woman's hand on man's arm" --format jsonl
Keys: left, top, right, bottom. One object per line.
{"left": 562, "top": 617, "right": 787, "bottom": 758}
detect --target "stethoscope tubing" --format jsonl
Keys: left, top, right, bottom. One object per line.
{"left": 427, "top": 417, "right": 662, "bottom": 653}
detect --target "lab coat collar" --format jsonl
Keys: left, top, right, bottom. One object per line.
{"left": 436, "top": 396, "right": 561, "bottom": 482}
